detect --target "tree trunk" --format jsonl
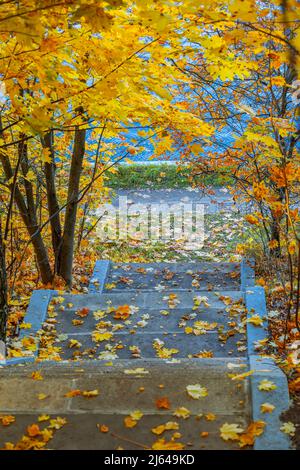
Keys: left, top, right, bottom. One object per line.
{"left": 270, "top": 216, "right": 281, "bottom": 257}
{"left": 59, "top": 125, "right": 86, "bottom": 286}
{"left": 0, "top": 121, "right": 53, "bottom": 284}
{"left": 42, "top": 131, "right": 62, "bottom": 273}
{"left": 0, "top": 223, "right": 7, "bottom": 342}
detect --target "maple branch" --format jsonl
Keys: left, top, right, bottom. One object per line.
{"left": 242, "top": 22, "right": 300, "bottom": 56}
{"left": 0, "top": 3, "right": 67, "bottom": 23}
{"left": 52, "top": 37, "right": 160, "bottom": 104}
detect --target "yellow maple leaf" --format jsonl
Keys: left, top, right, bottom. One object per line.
{"left": 220, "top": 423, "right": 244, "bottom": 441}
{"left": 260, "top": 403, "right": 275, "bottom": 414}
{"left": 68, "top": 339, "right": 82, "bottom": 348}
{"left": 31, "top": 371, "right": 43, "bottom": 381}
{"left": 92, "top": 331, "right": 113, "bottom": 342}
{"left": 151, "top": 421, "right": 179, "bottom": 435}
{"left": 82, "top": 390, "right": 99, "bottom": 398}
{"left": 185, "top": 326, "right": 193, "bottom": 334}
{"left": 247, "top": 315, "right": 264, "bottom": 326}
{"left": 258, "top": 380, "right": 277, "bottom": 391}
{"left": 155, "top": 347, "right": 179, "bottom": 359}
{"left": 186, "top": 384, "right": 208, "bottom": 399}
{"left": 173, "top": 407, "right": 191, "bottom": 419}
{"left": 124, "top": 416, "right": 138, "bottom": 428}
{"left": 49, "top": 417, "right": 67, "bottom": 429}
{"left": 130, "top": 410, "right": 143, "bottom": 421}
{"left": 229, "top": 370, "right": 254, "bottom": 381}
{"left": 38, "top": 415, "right": 50, "bottom": 422}
{"left": 280, "top": 422, "right": 296, "bottom": 436}
{"left": 152, "top": 438, "right": 185, "bottom": 450}
{"left": 37, "top": 393, "right": 48, "bottom": 400}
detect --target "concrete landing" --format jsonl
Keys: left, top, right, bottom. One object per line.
{"left": 0, "top": 359, "right": 250, "bottom": 450}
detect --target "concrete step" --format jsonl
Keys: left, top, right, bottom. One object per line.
{"left": 0, "top": 412, "right": 248, "bottom": 450}
{"left": 109, "top": 261, "right": 240, "bottom": 274}
{"left": 0, "top": 360, "right": 250, "bottom": 450}
{"left": 102, "top": 261, "right": 240, "bottom": 292}
{"left": 104, "top": 273, "right": 239, "bottom": 292}
{"left": 45, "top": 291, "right": 246, "bottom": 361}
{"left": 53, "top": 307, "right": 238, "bottom": 335}
{"left": 52, "top": 331, "right": 246, "bottom": 360}
{"left": 0, "top": 359, "right": 249, "bottom": 414}
{"left": 58, "top": 290, "right": 244, "bottom": 311}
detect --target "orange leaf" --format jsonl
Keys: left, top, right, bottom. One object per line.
{"left": 0, "top": 415, "right": 15, "bottom": 426}
{"left": 98, "top": 424, "right": 109, "bottom": 433}
{"left": 152, "top": 438, "right": 185, "bottom": 450}
{"left": 64, "top": 389, "right": 82, "bottom": 398}
{"left": 156, "top": 397, "right": 170, "bottom": 410}
{"left": 76, "top": 307, "right": 90, "bottom": 318}
{"left": 124, "top": 416, "right": 137, "bottom": 428}
{"left": 31, "top": 371, "right": 43, "bottom": 380}
{"left": 27, "top": 423, "right": 41, "bottom": 437}
{"left": 114, "top": 305, "right": 131, "bottom": 320}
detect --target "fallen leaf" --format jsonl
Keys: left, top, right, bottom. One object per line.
{"left": 37, "top": 393, "right": 48, "bottom": 400}
{"left": 27, "top": 424, "right": 41, "bottom": 437}
{"left": 98, "top": 424, "right": 109, "bottom": 433}
{"left": 76, "top": 307, "right": 90, "bottom": 318}
{"left": 92, "top": 331, "right": 113, "bottom": 342}
{"left": 152, "top": 438, "right": 185, "bottom": 450}
{"left": 260, "top": 403, "right": 275, "bottom": 414}
{"left": 31, "top": 371, "right": 43, "bottom": 380}
{"left": 258, "top": 380, "right": 277, "bottom": 391}
{"left": 220, "top": 423, "right": 244, "bottom": 441}
{"left": 130, "top": 410, "right": 143, "bottom": 421}
{"left": 205, "top": 413, "right": 216, "bottom": 421}
{"left": 38, "top": 415, "right": 50, "bottom": 422}
{"left": 82, "top": 389, "right": 99, "bottom": 398}
{"left": 0, "top": 415, "right": 15, "bottom": 426}
{"left": 229, "top": 370, "right": 254, "bottom": 381}
{"left": 247, "top": 315, "right": 264, "bottom": 326}
{"left": 114, "top": 305, "right": 131, "bottom": 320}
{"left": 68, "top": 339, "right": 82, "bottom": 348}
{"left": 280, "top": 422, "right": 296, "bottom": 436}
{"left": 124, "top": 416, "right": 138, "bottom": 428}
{"left": 151, "top": 421, "right": 179, "bottom": 435}
{"left": 64, "top": 389, "right": 82, "bottom": 398}
{"left": 156, "top": 397, "right": 170, "bottom": 409}
{"left": 173, "top": 407, "right": 191, "bottom": 419}
{"left": 186, "top": 384, "right": 208, "bottom": 399}
{"left": 124, "top": 368, "right": 149, "bottom": 375}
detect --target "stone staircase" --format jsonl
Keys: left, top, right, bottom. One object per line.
{"left": 0, "top": 260, "right": 291, "bottom": 450}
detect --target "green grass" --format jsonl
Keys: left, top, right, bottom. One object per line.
{"left": 106, "top": 163, "right": 232, "bottom": 189}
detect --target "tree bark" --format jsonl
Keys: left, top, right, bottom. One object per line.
{"left": 0, "top": 223, "right": 7, "bottom": 342}
{"left": 270, "top": 216, "right": 281, "bottom": 257}
{"left": 59, "top": 124, "right": 86, "bottom": 286}
{"left": 0, "top": 122, "right": 53, "bottom": 284}
{"left": 42, "top": 131, "right": 62, "bottom": 273}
